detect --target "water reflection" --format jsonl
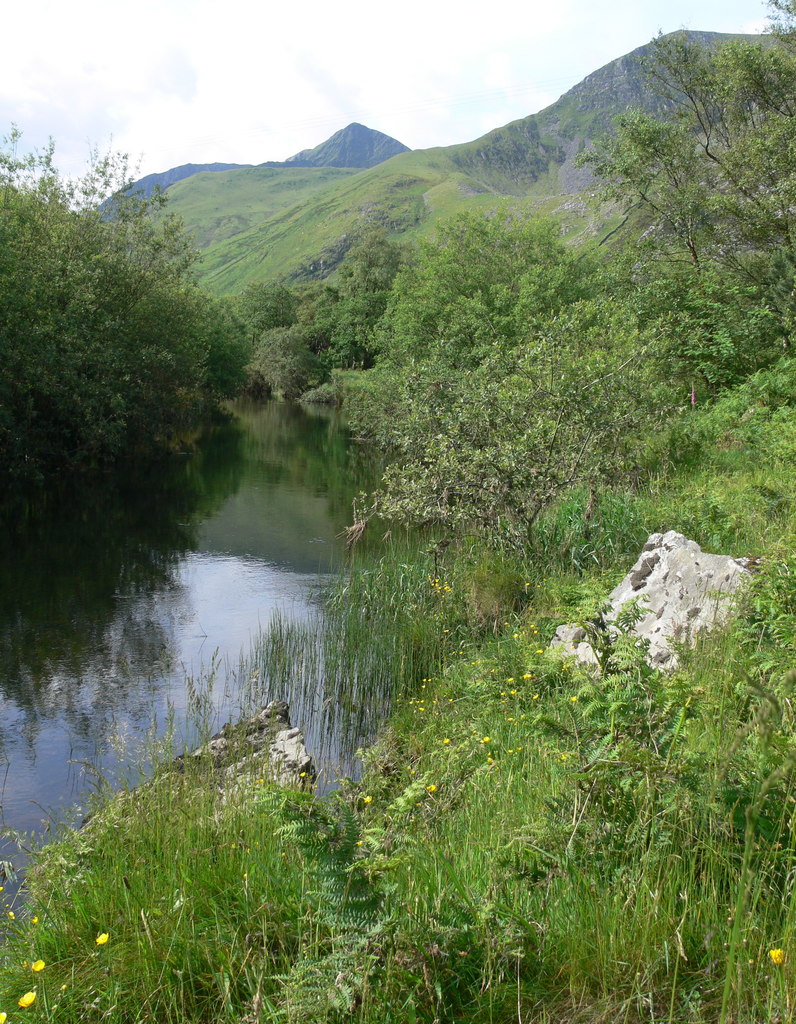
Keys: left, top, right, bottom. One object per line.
{"left": 0, "top": 401, "right": 376, "bottom": 857}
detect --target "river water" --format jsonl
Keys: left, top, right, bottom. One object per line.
{"left": 0, "top": 400, "right": 375, "bottom": 872}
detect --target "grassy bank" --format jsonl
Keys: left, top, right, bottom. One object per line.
{"left": 2, "top": 378, "right": 796, "bottom": 1023}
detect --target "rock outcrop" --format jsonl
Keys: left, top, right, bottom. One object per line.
{"left": 550, "top": 531, "right": 753, "bottom": 670}
{"left": 177, "top": 701, "right": 315, "bottom": 789}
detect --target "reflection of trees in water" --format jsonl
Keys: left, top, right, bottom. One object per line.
{"left": 233, "top": 399, "right": 379, "bottom": 521}
{"left": 0, "top": 400, "right": 385, "bottom": 767}
{"left": 0, "top": 416, "right": 248, "bottom": 752}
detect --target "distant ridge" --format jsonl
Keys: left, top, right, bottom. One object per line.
{"left": 127, "top": 124, "right": 409, "bottom": 198}
{"left": 129, "top": 161, "right": 252, "bottom": 200}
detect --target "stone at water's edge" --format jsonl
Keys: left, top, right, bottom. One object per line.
{"left": 550, "top": 531, "right": 754, "bottom": 671}
{"left": 178, "top": 700, "right": 316, "bottom": 789}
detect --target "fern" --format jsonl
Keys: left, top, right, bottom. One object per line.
{"left": 262, "top": 791, "right": 393, "bottom": 1022}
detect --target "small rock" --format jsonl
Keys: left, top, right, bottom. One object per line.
{"left": 177, "top": 701, "right": 315, "bottom": 789}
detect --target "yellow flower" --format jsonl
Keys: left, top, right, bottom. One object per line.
{"left": 481, "top": 736, "right": 491, "bottom": 743}
{"left": 570, "top": 696, "right": 578, "bottom": 703}
{"left": 31, "top": 916, "right": 39, "bottom": 924}
{"left": 31, "top": 960, "right": 45, "bottom": 972}
{"left": 770, "top": 948, "right": 786, "bottom": 965}
{"left": 18, "top": 992, "right": 36, "bottom": 1008}
{"left": 443, "top": 738, "right": 451, "bottom": 745}
{"left": 426, "top": 784, "right": 437, "bottom": 793}
{"left": 362, "top": 795, "right": 373, "bottom": 804}
{"left": 95, "top": 932, "right": 109, "bottom": 946}
{"left": 0, "top": 1011, "right": 7, "bottom": 1022}
{"left": 7, "top": 912, "right": 14, "bottom": 920}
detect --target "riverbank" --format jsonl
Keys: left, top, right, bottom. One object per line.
{"left": 2, "top": 382, "right": 796, "bottom": 1023}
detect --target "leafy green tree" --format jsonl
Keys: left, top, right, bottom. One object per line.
{"left": 351, "top": 297, "right": 658, "bottom": 548}
{"left": 326, "top": 227, "right": 407, "bottom": 369}
{"left": 584, "top": 23, "right": 796, "bottom": 308}
{"left": 0, "top": 129, "right": 248, "bottom": 479}
{"left": 234, "top": 282, "right": 297, "bottom": 343}
{"left": 247, "top": 327, "right": 321, "bottom": 400}
{"left": 379, "top": 210, "right": 595, "bottom": 369}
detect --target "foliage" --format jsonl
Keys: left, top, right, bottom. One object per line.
{"left": 246, "top": 326, "right": 322, "bottom": 400}
{"left": 379, "top": 209, "right": 595, "bottom": 368}
{"left": 0, "top": 130, "right": 249, "bottom": 480}
{"left": 233, "top": 282, "right": 297, "bottom": 342}
{"left": 583, "top": 26, "right": 796, "bottom": 322}
{"left": 353, "top": 296, "right": 659, "bottom": 549}
{"left": 630, "top": 261, "right": 782, "bottom": 395}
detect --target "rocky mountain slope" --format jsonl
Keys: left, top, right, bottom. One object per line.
{"left": 160, "top": 31, "right": 758, "bottom": 293}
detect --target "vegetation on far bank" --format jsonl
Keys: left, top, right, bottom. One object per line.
{"left": 0, "top": 133, "right": 250, "bottom": 485}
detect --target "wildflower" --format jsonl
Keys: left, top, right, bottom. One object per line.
{"left": 535, "top": 649, "right": 543, "bottom": 654}
{"left": 18, "top": 992, "right": 36, "bottom": 1008}
{"left": 31, "top": 917, "right": 39, "bottom": 924}
{"left": 7, "top": 912, "right": 14, "bottom": 920}
{"left": 570, "top": 696, "right": 578, "bottom": 703}
{"left": 481, "top": 736, "right": 491, "bottom": 743}
{"left": 363, "top": 795, "right": 373, "bottom": 804}
{"left": 443, "top": 738, "right": 450, "bottom": 745}
{"left": 426, "top": 784, "right": 437, "bottom": 793}
{"left": 95, "top": 933, "right": 109, "bottom": 945}
{"left": 0, "top": 1012, "right": 6, "bottom": 1022}
{"left": 770, "top": 948, "right": 786, "bottom": 965}
{"left": 31, "top": 961, "right": 45, "bottom": 973}
{"left": 60, "top": 985, "right": 67, "bottom": 992}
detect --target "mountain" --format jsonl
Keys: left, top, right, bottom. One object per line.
{"left": 130, "top": 162, "right": 253, "bottom": 200}
{"left": 128, "top": 124, "right": 408, "bottom": 200}
{"left": 160, "top": 31, "right": 759, "bottom": 294}
{"left": 281, "top": 123, "right": 410, "bottom": 168}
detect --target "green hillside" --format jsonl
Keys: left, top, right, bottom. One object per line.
{"left": 173, "top": 30, "right": 755, "bottom": 294}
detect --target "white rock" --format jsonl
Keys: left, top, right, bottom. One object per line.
{"left": 550, "top": 531, "right": 752, "bottom": 670}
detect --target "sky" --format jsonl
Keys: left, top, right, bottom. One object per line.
{"left": 2, "top": 0, "right": 772, "bottom": 180}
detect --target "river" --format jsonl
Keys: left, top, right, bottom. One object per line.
{"left": 0, "top": 399, "right": 377, "bottom": 874}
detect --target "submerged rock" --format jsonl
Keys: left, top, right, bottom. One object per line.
{"left": 178, "top": 700, "right": 315, "bottom": 789}
{"left": 550, "top": 530, "right": 753, "bottom": 670}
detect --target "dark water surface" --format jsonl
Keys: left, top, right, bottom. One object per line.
{"left": 0, "top": 400, "right": 375, "bottom": 869}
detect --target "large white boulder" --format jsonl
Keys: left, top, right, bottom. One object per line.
{"left": 550, "top": 531, "right": 752, "bottom": 670}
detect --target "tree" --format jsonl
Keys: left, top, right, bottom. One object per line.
{"left": 351, "top": 297, "right": 658, "bottom": 549}
{"left": 379, "top": 209, "right": 595, "bottom": 369}
{"left": 247, "top": 327, "right": 321, "bottom": 400}
{"left": 583, "top": 24, "right": 796, "bottom": 303}
{"left": 0, "top": 130, "right": 248, "bottom": 479}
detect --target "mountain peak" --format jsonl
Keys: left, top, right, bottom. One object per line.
{"left": 284, "top": 123, "right": 410, "bottom": 169}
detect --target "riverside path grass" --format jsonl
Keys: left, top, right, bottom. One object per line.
{"left": 3, "top": 387, "right": 796, "bottom": 1021}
